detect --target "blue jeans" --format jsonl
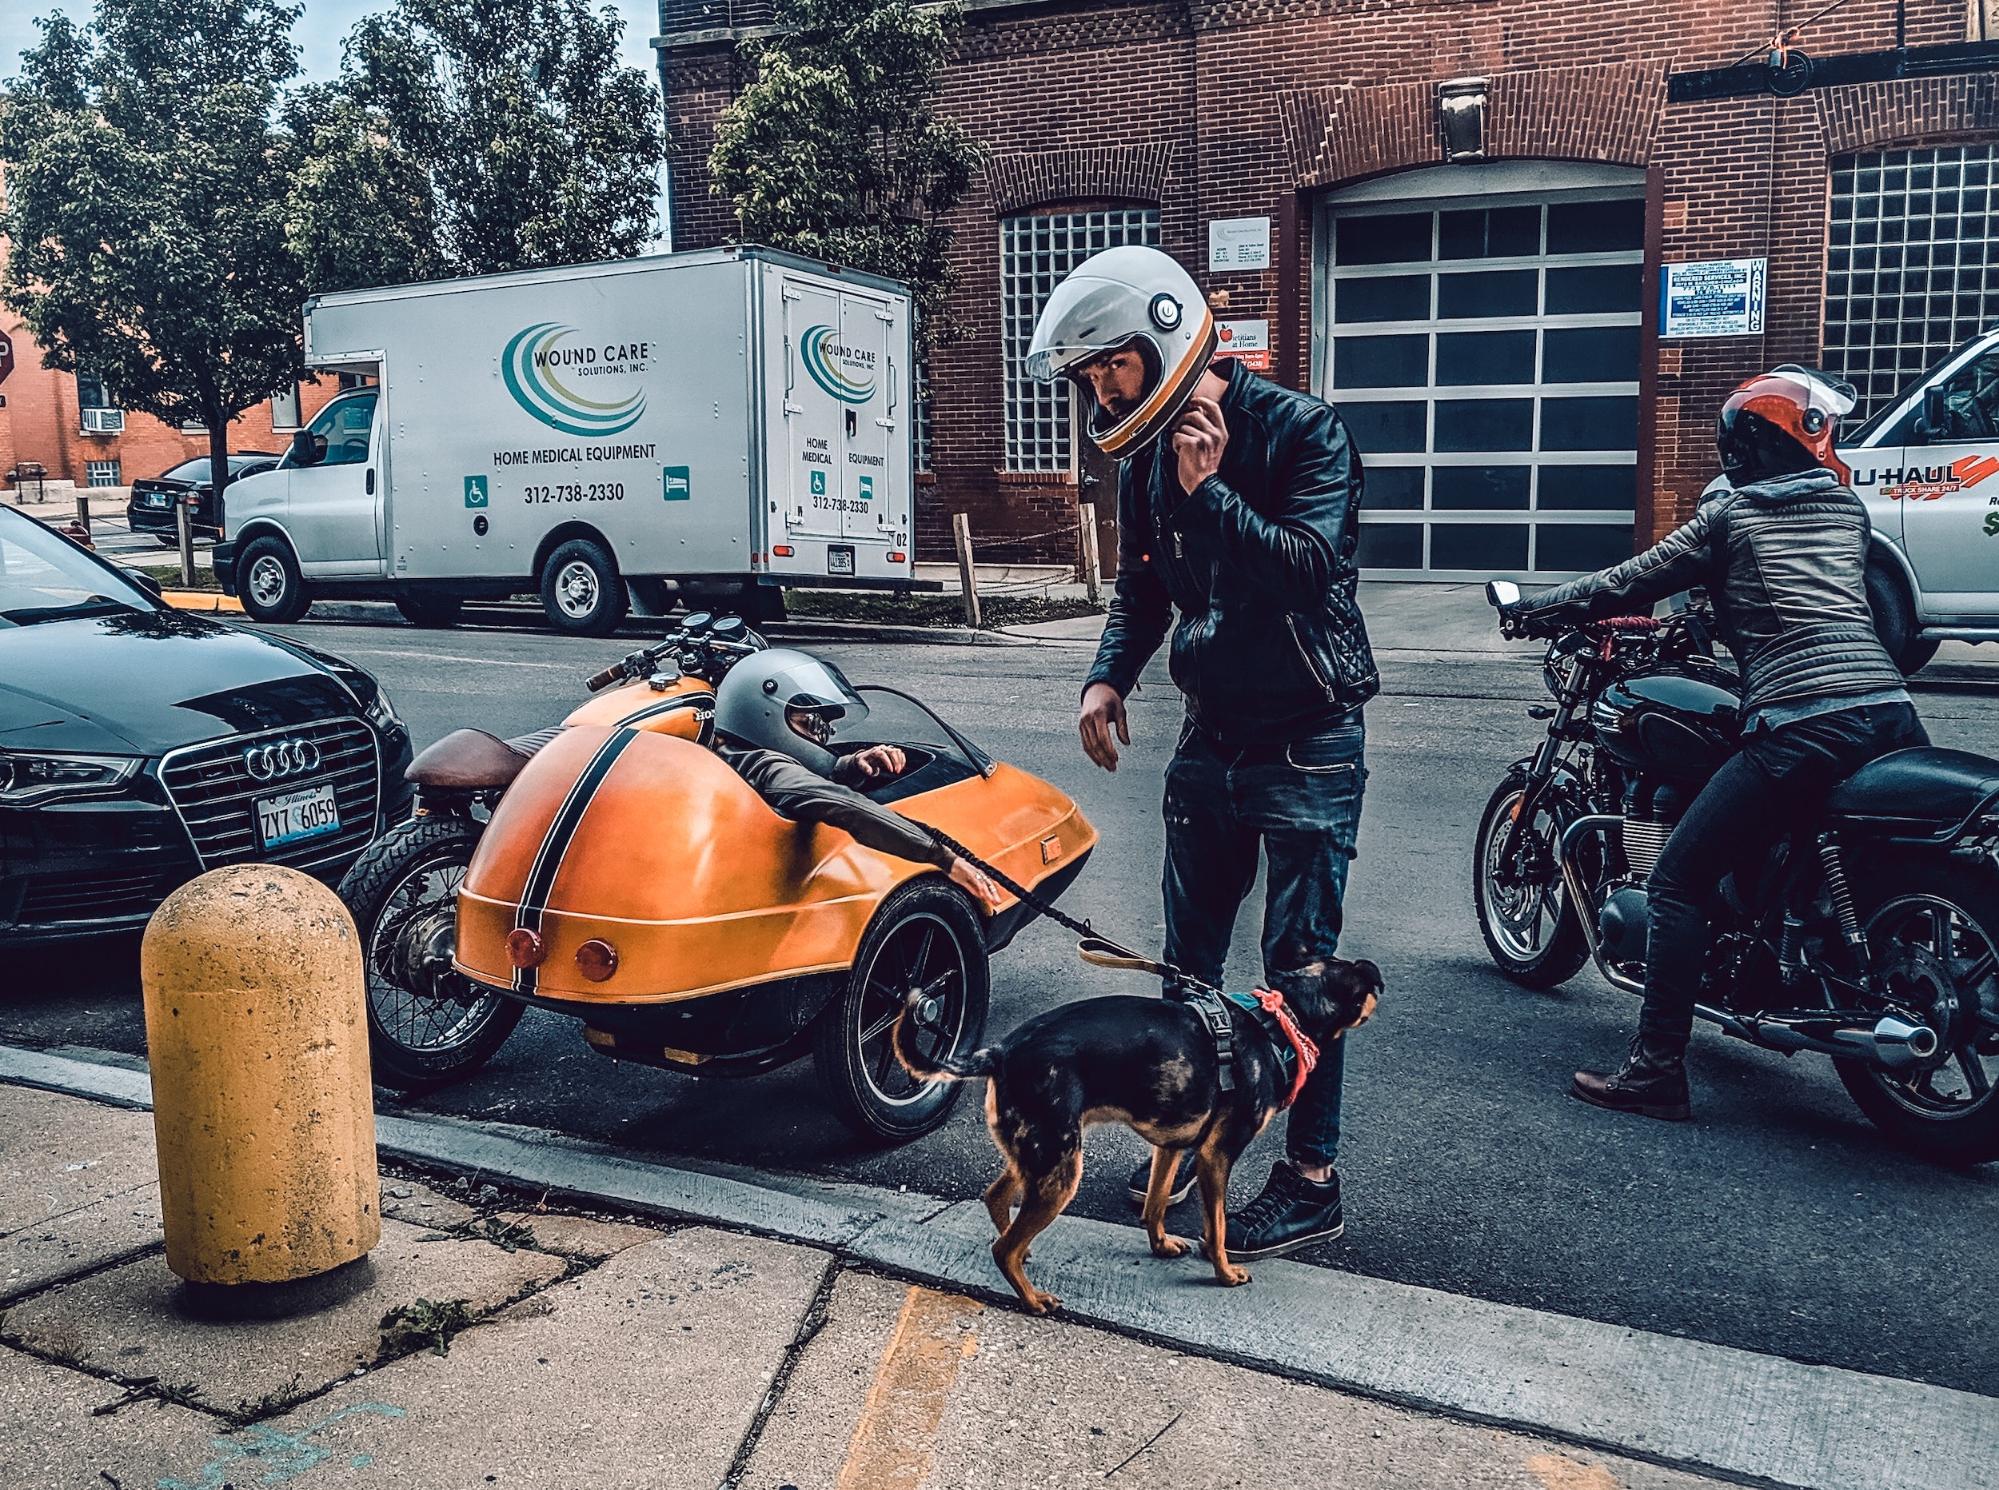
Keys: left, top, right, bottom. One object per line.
{"left": 1161, "top": 713, "right": 1367, "bottom": 1168}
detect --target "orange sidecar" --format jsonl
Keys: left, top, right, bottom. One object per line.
{"left": 452, "top": 687, "right": 1096, "bottom": 1140}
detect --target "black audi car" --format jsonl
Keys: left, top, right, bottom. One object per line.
{"left": 0, "top": 507, "right": 413, "bottom": 944}
{"left": 126, "top": 453, "right": 279, "bottom": 545}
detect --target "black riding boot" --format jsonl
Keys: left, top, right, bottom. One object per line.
{"left": 1571, "top": 1033, "right": 1691, "bottom": 1121}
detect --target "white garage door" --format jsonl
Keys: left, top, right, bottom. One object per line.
{"left": 1315, "top": 162, "right": 1645, "bottom": 578}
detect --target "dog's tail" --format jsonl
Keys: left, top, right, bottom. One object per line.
{"left": 891, "top": 989, "right": 997, "bottom": 1083}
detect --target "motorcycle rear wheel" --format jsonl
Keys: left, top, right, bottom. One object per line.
{"left": 1838, "top": 854, "right": 1999, "bottom": 1165}
{"left": 1473, "top": 774, "right": 1590, "bottom": 989}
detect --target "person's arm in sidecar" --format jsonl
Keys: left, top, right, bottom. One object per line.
{"left": 722, "top": 746, "right": 1002, "bottom": 907}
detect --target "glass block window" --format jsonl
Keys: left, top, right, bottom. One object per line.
{"left": 1321, "top": 188, "right": 1643, "bottom": 577}
{"left": 1827, "top": 143, "right": 1999, "bottom": 421}
{"left": 85, "top": 460, "right": 122, "bottom": 487}
{"left": 1000, "top": 207, "right": 1161, "bottom": 473}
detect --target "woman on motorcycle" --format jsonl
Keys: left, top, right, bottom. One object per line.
{"left": 1502, "top": 366, "right": 1928, "bottom": 1120}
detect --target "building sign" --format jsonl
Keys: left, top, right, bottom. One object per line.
{"left": 1660, "top": 258, "right": 1767, "bottom": 338}
{"left": 0, "top": 332, "right": 14, "bottom": 386}
{"left": 1214, "top": 319, "right": 1271, "bottom": 372}
{"left": 1208, "top": 217, "right": 1272, "bottom": 272}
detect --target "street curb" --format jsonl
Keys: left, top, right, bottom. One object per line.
{"left": 156, "top": 589, "right": 242, "bottom": 614}
{"left": 3, "top": 1045, "right": 1989, "bottom": 1490}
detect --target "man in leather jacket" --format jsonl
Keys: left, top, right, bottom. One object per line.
{"left": 1505, "top": 365, "right": 1927, "bottom": 1119}
{"left": 1033, "top": 246, "right": 1379, "bottom": 1258}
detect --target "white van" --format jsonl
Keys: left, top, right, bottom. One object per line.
{"left": 217, "top": 247, "right": 918, "bottom": 634}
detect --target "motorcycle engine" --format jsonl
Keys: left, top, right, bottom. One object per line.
{"left": 1596, "top": 781, "right": 1691, "bottom": 966}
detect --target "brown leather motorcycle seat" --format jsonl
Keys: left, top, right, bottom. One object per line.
{"left": 406, "top": 728, "right": 540, "bottom": 789}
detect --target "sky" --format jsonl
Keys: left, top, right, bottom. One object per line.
{"left": 2, "top": 0, "right": 663, "bottom": 85}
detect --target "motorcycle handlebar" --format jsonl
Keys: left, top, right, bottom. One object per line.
{"left": 585, "top": 662, "right": 627, "bottom": 692}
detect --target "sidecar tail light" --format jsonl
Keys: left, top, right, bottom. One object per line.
{"left": 506, "top": 929, "right": 547, "bottom": 969}
{"left": 576, "top": 939, "right": 619, "bottom": 982}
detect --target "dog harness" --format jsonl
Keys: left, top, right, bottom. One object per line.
{"left": 1186, "top": 987, "right": 1320, "bottom": 1108}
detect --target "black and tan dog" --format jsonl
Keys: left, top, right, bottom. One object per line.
{"left": 893, "top": 958, "right": 1382, "bottom": 1314}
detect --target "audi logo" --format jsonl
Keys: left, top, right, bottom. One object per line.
{"left": 243, "top": 737, "right": 322, "bottom": 782}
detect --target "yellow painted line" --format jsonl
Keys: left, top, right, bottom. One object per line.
{"left": 1524, "top": 1452, "right": 1623, "bottom": 1489}
{"left": 159, "top": 590, "right": 243, "bottom": 614}
{"left": 834, "top": 1285, "right": 982, "bottom": 1490}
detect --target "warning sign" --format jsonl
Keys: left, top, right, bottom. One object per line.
{"left": 1661, "top": 259, "right": 1767, "bottom": 339}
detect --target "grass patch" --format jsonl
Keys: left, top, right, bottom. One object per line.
{"left": 126, "top": 563, "right": 219, "bottom": 593}
{"left": 784, "top": 590, "right": 1102, "bottom": 629}
{"left": 379, "top": 1297, "right": 474, "bottom": 1358}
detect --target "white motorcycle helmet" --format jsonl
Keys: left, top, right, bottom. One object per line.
{"left": 713, "top": 647, "right": 868, "bottom": 777}
{"left": 1025, "top": 245, "right": 1217, "bottom": 460}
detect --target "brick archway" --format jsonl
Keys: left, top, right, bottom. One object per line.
{"left": 1816, "top": 73, "right": 1999, "bottom": 155}
{"left": 1280, "top": 63, "right": 1668, "bottom": 191}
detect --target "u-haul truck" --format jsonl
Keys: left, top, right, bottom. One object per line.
{"left": 216, "top": 247, "right": 921, "bottom": 635}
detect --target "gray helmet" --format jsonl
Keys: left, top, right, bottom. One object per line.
{"left": 713, "top": 647, "right": 868, "bottom": 775}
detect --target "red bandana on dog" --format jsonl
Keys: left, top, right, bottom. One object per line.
{"left": 1252, "top": 987, "right": 1319, "bottom": 1109}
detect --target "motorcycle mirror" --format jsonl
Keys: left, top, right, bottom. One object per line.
{"left": 1486, "top": 580, "right": 1521, "bottom": 608}
{"left": 680, "top": 610, "right": 714, "bottom": 634}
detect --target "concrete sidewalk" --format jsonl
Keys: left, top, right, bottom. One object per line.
{"left": 1, "top": 1080, "right": 1728, "bottom": 1490}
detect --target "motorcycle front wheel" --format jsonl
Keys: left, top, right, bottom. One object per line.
{"left": 1839, "top": 854, "right": 1999, "bottom": 1165}
{"left": 1473, "top": 774, "right": 1591, "bottom": 989}
{"left": 337, "top": 816, "right": 524, "bottom": 1092}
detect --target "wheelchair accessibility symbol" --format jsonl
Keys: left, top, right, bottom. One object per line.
{"left": 463, "top": 476, "right": 490, "bottom": 509}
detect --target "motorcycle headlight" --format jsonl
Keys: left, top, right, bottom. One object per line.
{"left": 0, "top": 751, "right": 142, "bottom": 805}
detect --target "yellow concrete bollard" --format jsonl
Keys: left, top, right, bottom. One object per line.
{"left": 141, "top": 864, "right": 379, "bottom": 1305}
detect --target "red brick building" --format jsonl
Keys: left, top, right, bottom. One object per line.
{"left": 659, "top": 0, "right": 1999, "bottom": 576}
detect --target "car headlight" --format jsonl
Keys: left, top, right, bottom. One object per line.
{"left": 363, "top": 686, "right": 403, "bottom": 733}
{"left": 0, "top": 751, "right": 142, "bottom": 805}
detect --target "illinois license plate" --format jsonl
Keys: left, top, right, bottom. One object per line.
{"left": 827, "top": 545, "right": 855, "bottom": 576}
{"left": 256, "top": 783, "right": 339, "bottom": 849}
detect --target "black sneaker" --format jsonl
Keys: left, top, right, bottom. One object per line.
{"left": 1124, "top": 1153, "right": 1196, "bottom": 1209}
{"left": 1229, "top": 1162, "right": 1343, "bottom": 1259}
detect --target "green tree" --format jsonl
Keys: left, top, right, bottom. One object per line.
{"left": 1, "top": 0, "right": 308, "bottom": 504}
{"left": 294, "top": 0, "right": 668, "bottom": 289}
{"left": 707, "top": 0, "right": 983, "bottom": 353}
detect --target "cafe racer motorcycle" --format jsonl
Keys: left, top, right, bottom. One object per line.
{"left": 1473, "top": 582, "right": 1999, "bottom": 1162}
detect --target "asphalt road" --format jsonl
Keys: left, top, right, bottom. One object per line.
{"left": 10, "top": 608, "right": 1999, "bottom": 1397}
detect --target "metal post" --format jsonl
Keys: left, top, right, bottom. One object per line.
{"left": 951, "top": 511, "right": 982, "bottom": 629}
{"left": 1076, "top": 503, "right": 1103, "bottom": 606}
{"left": 177, "top": 493, "right": 196, "bottom": 588}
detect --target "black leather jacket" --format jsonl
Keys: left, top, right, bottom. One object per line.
{"left": 1084, "top": 359, "right": 1378, "bottom": 745}
{"left": 1515, "top": 468, "right": 1907, "bottom": 720}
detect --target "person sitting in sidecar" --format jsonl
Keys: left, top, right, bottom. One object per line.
{"left": 711, "top": 648, "right": 1003, "bottom": 911}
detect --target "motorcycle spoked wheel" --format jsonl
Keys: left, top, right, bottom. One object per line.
{"left": 338, "top": 816, "right": 525, "bottom": 1092}
{"left": 1837, "top": 854, "right": 1999, "bottom": 1165}
{"left": 1473, "top": 773, "right": 1591, "bottom": 989}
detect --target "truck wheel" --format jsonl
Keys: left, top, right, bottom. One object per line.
{"left": 540, "top": 538, "right": 628, "bottom": 637}
{"left": 238, "top": 536, "right": 310, "bottom": 624}
{"left": 396, "top": 595, "right": 463, "bottom": 628}
{"left": 1866, "top": 562, "right": 1939, "bottom": 676}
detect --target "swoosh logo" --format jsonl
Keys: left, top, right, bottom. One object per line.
{"left": 502, "top": 324, "right": 646, "bottom": 438}
{"left": 800, "top": 324, "right": 876, "bottom": 405}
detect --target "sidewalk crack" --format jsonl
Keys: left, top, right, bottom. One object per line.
{"left": 716, "top": 1254, "right": 841, "bottom": 1490}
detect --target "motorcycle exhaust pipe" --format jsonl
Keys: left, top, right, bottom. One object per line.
{"left": 1725, "top": 1010, "right": 1941, "bottom": 1069}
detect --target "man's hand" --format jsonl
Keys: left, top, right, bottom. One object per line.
{"left": 949, "top": 856, "right": 1004, "bottom": 910}
{"left": 846, "top": 744, "right": 907, "bottom": 779}
{"left": 1079, "top": 682, "right": 1130, "bottom": 772}
{"left": 1171, "top": 394, "right": 1228, "bottom": 495}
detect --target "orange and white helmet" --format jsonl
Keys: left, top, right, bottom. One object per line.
{"left": 1716, "top": 364, "right": 1857, "bottom": 480}
{"left": 1025, "top": 246, "right": 1217, "bottom": 459}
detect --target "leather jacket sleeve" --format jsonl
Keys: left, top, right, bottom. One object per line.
{"left": 1168, "top": 404, "right": 1351, "bottom": 606}
{"left": 1083, "top": 454, "right": 1174, "bottom": 699}
{"left": 1516, "top": 500, "right": 1723, "bottom": 625}
{"left": 723, "top": 746, "right": 954, "bottom": 869}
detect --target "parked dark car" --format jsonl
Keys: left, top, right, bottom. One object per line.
{"left": 0, "top": 507, "right": 413, "bottom": 944}
{"left": 126, "top": 454, "right": 280, "bottom": 546}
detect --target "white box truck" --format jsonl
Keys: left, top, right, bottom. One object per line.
{"left": 217, "top": 247, "right": 921, "bottom": 634}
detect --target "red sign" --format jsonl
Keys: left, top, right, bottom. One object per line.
{"left": 0, "top": 332, "right": 14, "bottom": 386}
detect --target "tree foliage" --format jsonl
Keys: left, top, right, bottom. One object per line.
{"left": 708, "top": 0, "right": 982, "bottom": 351}
{"left": 0, "top": 0, "right": 308, "bottom": 453}
{"left": 294, "top": 0, "right": 669, "bottom": 289}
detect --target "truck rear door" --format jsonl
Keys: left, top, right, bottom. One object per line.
{"left": 772, "top": 271, "right": 911, "bottom": 582}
